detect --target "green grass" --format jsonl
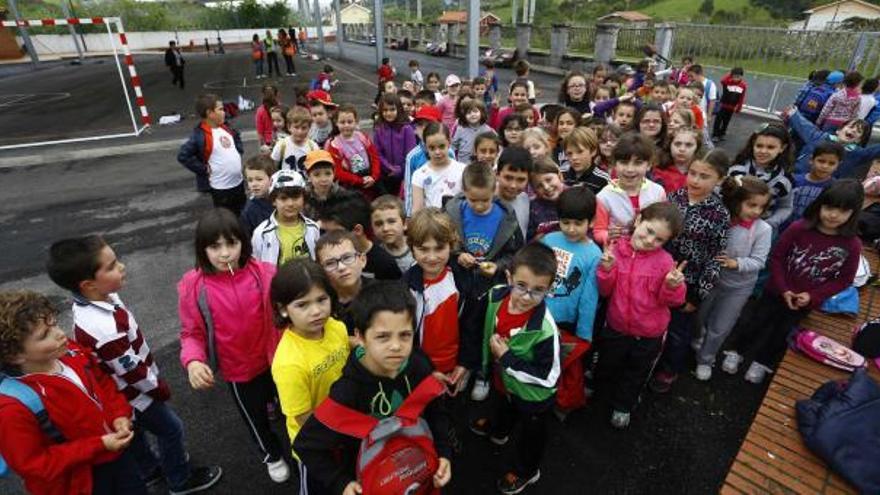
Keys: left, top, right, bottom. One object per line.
{"left": 639, "top": 0, "right": 775, "bottom": 24}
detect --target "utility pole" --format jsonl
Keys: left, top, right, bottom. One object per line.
{"left": 7, "top": 0, "right": 38, "bottom": 66}
{"left": 334, "top": 0, "right": 345, "bottom": 58}
{"left": 314, "top": 0, "right": 325, "bottom": 56}
{"left": 374, "top": 0, "right": 384, "bottom": 67}
{"left": 466, "top": 0, "right": 478, "bottom": 78}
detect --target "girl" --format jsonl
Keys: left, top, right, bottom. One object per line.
{"left": 278, "top": 28, "right": 296, "bottom": 76}
{"left": 590, "top": 64, "right": 608, "bottom": 97}
{"left": 452, "top": 99, "right": 492, "bottom": 164}
{"left": 256, "top": 84, "right": 280, "bottom": 149}
{"left": 558, "top": 71, "right": 591, "bottom": 114}
{"left": 373, "top": 93, "right": 417, "bottom": 196}
{"left": 653, "top": 126, "right": 702, "bottom": 194}
{"left": 500, "top": 113, "right": 527, "bottom": 149}
{"left": 785, "top": 106, "right": 880, "bottom": 178}
{"left": 178, "top": 208, "right": 289, "bottom": 482}
{"left": 326, "top": 104, "right": 382, "bottom": 199}
{"left": 411, "top": 122, "right": 466, "bottom": 212}
{"left": 694, "top": 176, "right": 772, "bottom": 381}
{"left": 728, "top": 123, "right": 795, "bottom": 231}
{"left": 550, "top": 108, "right": 581, "bottom": 172}
{"left": 596, "top": 202, "right": 686, "bottom": 428}
{"left": 473, "top": 131, "right": 501, "bottom": 169}
{"left": 635, "top": 103, "right": 668, "bottom": 149}
{"left": 425, "top": 71, "right": 443, "bottom": 103}
{"left": 373, "top": 79, "right": 397, "bottom": 108}
{"left": 522, "top": 127, "right": 551, "bottom": 162}
{"left": 251, "top": 34, "right": 265, "bottom": 79}
{"left": 722, "top": 180, "right": 864, "bottom": 384}
{"left": 650, "top": 150, "right": 731, "bottom": 393}
{"left": 592, "top": 93, "right": 638, "bottom": 129}
{"left": 667, "top": 107, "right": 696, "bottom": 134}
{"left": 590, "top": 85, "right": 613, "bottom": 112}
{"left": 596, "top": 123, "right": 622, "bottom": 175}
{"left": 439, "top": 74, "right": 462, "bottom": 129}
{"left": 260, "top": 105, "right": 290, "bottom": 156}
{"left": 489, "top": 81, "right": 537, "bottom": 131}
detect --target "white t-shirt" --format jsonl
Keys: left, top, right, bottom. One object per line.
{"left": 271, "top": 136, "right": 320, "bottom": 174}
{"left": 858, "top": 94, "right": 877, "bottom": 120}
{"left": 411, "top": 159, "right": 466, "bottom": 209}
{"left": 208, "top": 126, "right": 243, "bottom": 190}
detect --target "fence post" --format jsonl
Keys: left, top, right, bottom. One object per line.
{"left": 550, "top": 23, "right": 570, "bottom": 68}
{"left": 516, "top": 23, "right": 532, "bottom": 60}
{"left": 489, "top": 24, "right": 501, "bottom": 50}
{"left": 653, "top": 22, "right": 675, "bottom": 70}
{"left": 594, "top": 23, "right": 619, "bottom": 65}
{"left": 450, "top": 23, "right": 460, "bottom": 56}
{"left": 432, "top": 23, "right": 442, "bottom": 46}
{"left": 849, "top": 32, "right": 870, "bottom": 71}
{"left": 417, "top": 23, "right": 425, "bottom": 48}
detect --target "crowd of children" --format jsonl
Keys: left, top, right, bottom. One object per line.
{"left": 1, "top": 54, "right": 878, "bottom": 495}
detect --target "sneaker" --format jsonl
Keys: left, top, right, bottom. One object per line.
{"left": 695, "top": 364, "right": 712, "bottom": 381}
{"left": 469, "top": 418, "right": 508, "bottom": 445}
{"left": 489, "top": 433, "right": 510, "bottom": 446}
{"left": 170, "top": 466, "right": 223, "bottom": 495}
{"left": 497, "top": 470, "right": 541, "bottom": 494}
{"left": 744, "top": 361, "right": 772, "bottom": 384}
{"left": 610, "top": 410, "right": 631, "bottom": 429}
{"left": 471, "top": 377, "right": 490, "bottom": 401}
{"left": 266, "top": 458, "right": 290, "bottom": 483}
{"left": 721, "top": 351, "right": 743, "bottom": 375}
{"left": 649, "top": 370, "right": 678, "bottom": 393}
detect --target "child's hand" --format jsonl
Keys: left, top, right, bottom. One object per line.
{"left": 681, "top": 302, "right": 698, "bottom": 313}
{"left": 665, "top": 261, "right": 687, "bottom": 288}
{"left": 362, "top": 176, "right": 375, "bottom": 188}
{"left": 433, "top": 457, "right": 452, "bottom": 487}
{"left": 489, "top": 334, "right": 509, "bottom": 359}
{"left": 715, "top": 254, "right": 738, "bottom": 270}
{"left": 187, "top": 361, "right": 215, "bottom": 390}
{"left": 342, "top": 481, "right": 363, "bottom": 495}
{"left": 101, "top": 429, "right": 134, "bottom": 452}
{"left": 600, "top": 241, "right": 616, "bottom": 271}
{"left": 478, "top": 261, "right": 497, "bottom": 278}
{"left": 795, "top": 292, "right": 811, "bottom": 308}
{"left": 112, "top": 417, "right": 133, "bottom": 435}
{"left": 608, "top": 223, "right": 630, "bottom": 240}
{"left": 446, "top": 366, "right": 470, "bottom": 396}
{"left": 620, "top": 93, "right": 635, "bottom": 102}
{"left": 782, "top": 291, "right": 799, "bottom": 310}
{"left": 458, "top": 252, "right": 477, "bottom": 268}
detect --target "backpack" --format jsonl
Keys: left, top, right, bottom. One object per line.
{"left": 0, "top": 373, "right": 66, "bottom": 477}
{"left": 313, "top": 375, "right": 445, "bottom": 495}
{"left": 792, "top": 329, "right": 867, "bottom": 372}
{"left": 798, "top": 84, "right": 834, "bottom": 122}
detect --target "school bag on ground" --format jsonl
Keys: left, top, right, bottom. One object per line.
{"left": 313, "top": 375, "right": 446, "bottom": 495}
{"left": 0, "top": 373, "right": 66, "bottom": 477}
{"left": 791, "top": 329, "right": 867, "bottom": 372}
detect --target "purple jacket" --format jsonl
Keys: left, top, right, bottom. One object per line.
{"left": 373, "top": 123, "right": 417, "bottom": 179}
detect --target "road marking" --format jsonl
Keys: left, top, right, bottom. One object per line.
{"left": 0, "top": 92, "right": 71, "bottom": 108}
{"left": 329, "top": 61, "right": 376, "bottom": 87}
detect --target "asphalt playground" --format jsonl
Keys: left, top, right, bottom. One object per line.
{"left": 0, "top": 40, "right": 771, "bottom": 494}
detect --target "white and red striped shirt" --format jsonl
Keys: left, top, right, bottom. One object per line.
{"left": 73, "top": 293, "right": 168, "bottom": 412}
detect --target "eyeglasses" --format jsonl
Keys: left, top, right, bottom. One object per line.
{"left": 320, "top": 252, "right": 359, "bottom": 272}
{"left": 511, "top": 283, "right": 550, "bottom": 300}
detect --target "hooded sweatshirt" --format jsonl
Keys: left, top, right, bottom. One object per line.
{"left": 373, "top": 122, "right": 417, "bottom": 179}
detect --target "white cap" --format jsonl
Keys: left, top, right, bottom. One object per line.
{"left": 270, "top": 169, "right": 307, "bottom": 193}
{"left": 445, "top": 74, "right": 461, "bottom": 87}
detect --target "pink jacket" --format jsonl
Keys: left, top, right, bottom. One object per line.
{"left": 597, "top": 238, "right": 686, "bottom": 338}
{"left": 178, "top": 258, "right": 280, "bottom": 383}
{"left": 255, "top": 105, "right": 274, "bottom": 146}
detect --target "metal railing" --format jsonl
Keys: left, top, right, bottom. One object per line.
{"left": 616, "top": 26, "right": 654, "bottom": 60}
{"left": 568, "top": 24, "right": 596, "bottom": 56}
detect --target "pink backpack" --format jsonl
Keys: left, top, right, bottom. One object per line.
{"left": 794, "top": 329, "right": 867, "bottom": 372}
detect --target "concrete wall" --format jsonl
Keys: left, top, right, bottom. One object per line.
{"left": 802, "top": 3, "right": 880, "bottom": 30}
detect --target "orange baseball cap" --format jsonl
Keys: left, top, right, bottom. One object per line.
{"left": 303, "top": 149, "right": 335, "bottom": 172}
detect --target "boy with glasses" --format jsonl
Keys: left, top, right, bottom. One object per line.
{"left": 315, "top": 230, "right": 372, "bottom": 333}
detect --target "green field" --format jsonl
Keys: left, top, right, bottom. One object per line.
{"left": 637, "top": 0, "right": 775, "bottom": 24}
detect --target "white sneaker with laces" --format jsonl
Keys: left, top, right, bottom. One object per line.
{"left": 266, "top": 458, "right": 290, "bottom": 483}
{"left": 744, "top": 361, "right": 772, "bottom": 384}
{"left": 721, "top": 351, "right": 743, "bottom": 375}
{"left": 610, "top": 410, "right": 631, "bottom": 429}
{"left": 470, "top": 377, "right": 490, "bottom": 401}
{"left": 695, "top": 364, "right": 712, "bottom": 381}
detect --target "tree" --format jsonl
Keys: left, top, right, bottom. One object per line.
{"left": 699, "top": 0, "right": 714, "bottom": 16}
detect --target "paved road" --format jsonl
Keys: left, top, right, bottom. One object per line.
{"left": 0, "top": 42, "right": 769, "bottom": 494}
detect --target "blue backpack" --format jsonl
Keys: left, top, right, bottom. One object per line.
{"left": 0, "top": 373, "right": 65, "bottom": 477}
{"left": 797, "top": 84, "right": 834, "bottom": 123}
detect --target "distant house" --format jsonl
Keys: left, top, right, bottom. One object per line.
{"left": 336, "top": 2, "right": 371, "bottom": 25}
{"left": 794, "top": 0, "right": 880, "bottom": 30}
{"left": 597, "top": 11, "right": 653, "bottom": 27}
{"left": 436, "top": 10, "right": 501, "bottom": 28}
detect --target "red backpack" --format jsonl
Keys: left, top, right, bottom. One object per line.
{"left": 313, "top": 375, "right": 445, "bottom": 495}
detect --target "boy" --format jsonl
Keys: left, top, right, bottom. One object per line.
{"left": 240, "top": 155, "right": 277, "bottom": 238}
{"left": 46, "top": 237, "right": 221, "bottom": 494}
{"left": 563, "top": 127, "right": 608, "bottom": 194}
{"left": 473, "top": 76, "right": 491, "bottom": 108}
{"left": 293, "top": 282, "right": 452, "bottom": 495}
{"left": 302, "top": 149, "right": 356, "bottom": 220}
{"left": 371, "top": 194, "right": 415, "bottom": 273}
{"left": 398, "top": 89, "right": 415, "bottom": 120}
{"left": 713, "top": 67, "right": 747, "bottom": 142}
{"left": 306, "top": 89, "right": 337, "bottom": 148}
{"left": 496, "top": 147, "right": 533, "bottom": 238}
{"left": 377, "top": 57, "right": 395, "bottom": 84}
{"left": 480, "top": 59, "right": 500, "bottom": 103}
{"left": 414, "top": 89, "right": 437, "bottom": 111}
{"left": 178, "top": 93, "right": 246, "bottom": 216}
{"left": 271, "top": 106, "right": 320, "bottom": 174}
{"left": 798, "top": 70, "right": 840, "bottom": 124}
{"left": 252, "top": 169, "right": 321, "bottom": 264}
{"left": 316, "top": 64, "right": 337, "bottom": 92}
{"left": 0, "top": 291, "right": 146, "bottom": 495}
{"left": 511, "top": 60, "right": 537, "bottom": 104}
{"left": 470, "top": 243, "right": 561, "bottom": 494}
{"left": 687, "top": 64, "right": 718, "bottom": 120}
{"left": 320, "top": 195, "right": 402, "bottom": 280}
{"left": 651, "top": 79, "right": 673, "bottom": 105}
{"left": 789, "top": 141, "right": 844, "bottom": 226}
{"left": 408, "top": 59, "right": 424, "bottom": 90}
{"left": 528, "top": 158, "right": 566, "bottom": 240}
{"left": 315, "top": 230, "right": 372, "bottom": 333}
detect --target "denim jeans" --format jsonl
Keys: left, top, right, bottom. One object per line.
{"left": 130, "top": 400, "right": 191, "bottom": 489}
{"left": 254, "top": 59, "right": 264, "bottom": 77}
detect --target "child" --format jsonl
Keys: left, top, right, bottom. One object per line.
{"left": 240, "top": 155, "right": 277, "bottom": 238}
{"left": 496, "top": 146, "right": 533, "bottom": 238}
{"left": 558, "top": 71, "right": 591, "bottom": 115}
{"left": 593, "top": 132, "right": 666, "bottom": 246}
{"left": 439, "top": 74, "right": 462, "bottom": 129}
{"left": 325, "top": 104, "right": 382, "bottom": 199}
{"left": 653, "top": 126, "right": 703, "bottom": 195}
{"left": 797, "top": 70, "right": 839, "bottom": 124}
{"left": 500, "top": 113, "right": 528, "bottom": 148}
{"left": 377, "top": 57, "right": 395, "bottom": 84}
{"left": 728, "top": 123, "right": 795, "bottom": 231}
{"left": 178, "top": 208, "right": 290, "bottom": 482}
{"left": 314, "top": 230, "right": 371, "bottom": 332}
{"left": 651, "top": 150, "right": 731, "bottom": 393}
{"left": 177, "top": 93, "right": 246, "bottom": 216}
{"left": 713, "top": 67, "right": 747, "bottom": 142}
{"left": 473, "top": 76, "right": 490, "bottom": 109}
{"left": 471, "top": 243, "right": 561, "bottom": 493}
{"left": 522, "top": 127, "right": 551, "bottom": 162}
{"left": 302, "top": 149, "right": 356, "bottom": 220}
{"left": 668, "top": 107, "right": 696, "bottom": 134}
{"left": 693, "top": 176, "right": 772, "bottom": 381}
{"left": 723, "top": 180, "right": 863, "bottom": 384}
{"left": 293, "top": 281, "right": 452, "bottom": 495}
{"left": 474, "top": 131, "right": 501, "bottom": 169}
{"left": 398, "top": 89, "right": 415, "bottom": 119}
{"left": 265, "top": 105, "right": 290, "bottom": 153}
{"left": 667, "top": 86, "right": 704, "bottom": 130}
{"left": 414, "top": 88, "right": 437, "bottom": 111}
{"left": 403, "top": 106, "right": 455, "bottom": 215}
{"left": 550, "top": 108, "right": 581, "bottom": 172}
{"left": 371, "top": 194, "right": 415, "bottom": 273}
{"left": 481, "top": 60, "right": 500, "bottom": 104}
{"left": 374, "top": 92, "right": 417, "bottom": 196}
{"left": 409, "top": 59, "right": 424, "bottom": 90}
{"left": 817, "top": 71, "right": 863, "bottom": 131}
{"left": 269, "top": 259, "right": 349, "bottom": 492}
{"left": 425, "top": 72, "right": 443, "bottom": 102}
{"left": 306, "top": 89, "right": 337, "bottom": 148}
{"left": 490, "top": 81, "right": 535, "bottom": 131}
{"left": 411, "top": 122, "right": 467, "bottom": 213}
{"left": 256, "top": 83, "right": 280, "bottom": 149}
{"left": 512, "top": 59, "right": 537, "bottom": 104}
{"left": 452, "top": 99, "right": 494, "bottom": 164}
{"left": 252, "top": 169, "right": 320, "bottom": 264}
{"left": 315, "top": 65, "right": 337, "bottom": 92}
{"left": 271, "top": 106, "right": 320, "bottom": 174}
{"left": 635, "top": 102, "right": 668, "bottom": 148}
{"left": 528, "top": 158, "right": 566, "bottom": 240}
{"left": 0, "top": 291, "right": 148, "bottom": 495}
{"left": 596, "top": 202, "right": 686, "bottom": 428}
{"left": 563, "top": 127, "right": 608, "bottom": 194}
{"left": 596, "top": 123, "right": 622, "bottom": 174}
{"left": 46, "top": 237, "right": 222, "bottom": 494}
{"left": 785, "top": 106, "right": 879, "bottom": 178}
{"left": 651, "top": 80, "right": 673, "bottom": 105}
{"left": 251, "top": 34, "right": 265, "bottom": 78}
{"left": 789, "top": 141, "right": 845, "bottom": 227}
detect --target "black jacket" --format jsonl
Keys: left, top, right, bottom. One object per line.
{"left": 164, "top": 47, "right": 184, "bottom": 67}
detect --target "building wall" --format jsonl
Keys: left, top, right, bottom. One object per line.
{"left": 803, "top": 2, "right": 880, "bottom": 30}
{"left": 341, "top": 7, "right": 370, "bottom": 24}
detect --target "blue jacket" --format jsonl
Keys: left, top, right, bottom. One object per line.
{"left": 540, "top": 232, "right": 601, "bottom": 341}
{"left": 177, "top": 122, "right": 244, "bottom": 192}
{"left": 788, "top": 109, "right": 880, "bottom": 178}
{"left": 239, "top": 197, "right": 273, "bottom": 238}
{"left": 866, "top": 92, "right": 880, "bottom": 126}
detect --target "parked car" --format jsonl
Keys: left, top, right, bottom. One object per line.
{"left": 480, "top": 48, "right": 516, "bottom": 67}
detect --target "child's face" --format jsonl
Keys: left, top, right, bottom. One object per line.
{"left": 675, "top": 90, "right": 695, "bottom": 108}
{"left": 289, "top": 122, "right": 311, "bottom": 143}
{"left": 382, "top": 104, "right": 398, "bottom": 123}
{"left": 206, "top": 235, "right": 242, "bottom": 272}
{"left": 593, "top": 69, "right": 607, "bottom": 83}
{"left": 246, "top": 169, "right": 272, "bottom": 198}
{"left": 533, "top": 172, "right": 564, "bottom": 201}
{"left": 613, "top": 105, "right": 636, "bottom": 129}
{"left": 686, "top": 160, "right": 723, "bottom": 201}
{"left": 318, "top": 239, "right": 366, "bottom": 290}
{"left": 85, "top": 244, "right": 127, "bottom": 296}
{"left": 336, "top": 111, "right": 358, "bottom": 137}
{"left": 466, "top": 108, "right": 482, "bottom": 126}
{"left": 425, "top": 133, "right": 451, "bottom": 165}
{"left": 400, "top": 97, "right": 414, "bottom": 117}
{"left": 566, "top": 144, "right": 595, "bottom": 172}
{"left": 357, "top": 310, "right": 414, "bottom": 378}
{"left": 593, "top": 89, "right": 611, "bottom": 103}
{"left": 638, "top": 111, "right": 663, "bottom": 138}
{"left": 310, "top": 105, "right": 329, "bottom": 125}
{"left": 819, "top": 205, "right": 853, "bottom": 233}
{"left": 273, "top": 192, "right": 305, "bottom": 223}
{"left": 496, "top": 166, "right": 529, "bottom": 200}
{"left": 447, "top": 82, "right": 461, "bottom": 97}
{"left": 412, "top": 238, "right": 451, "bottom": 279}
{"left": 414, "top": 98, "right": 429, "bottom": 112}
{"left": 810, "top": 153, "right": 840, "bottom": 181}
{"left": 556, "top": 113, "right": 577, "bottom": 139}
{"left": 427, "top": 77, "right": 440, "bottom": 92}
{"left": 559, "top": 218, "right": 590, "bottom": 243}
{"left": 474, "top": 83, "right": 487, "bottom": 96}
{"left": 308, "top": 167, "right": 335, "bottom": 195}
{"left": 207, "top": 101, "right": 225, "bottom": 127}
{"left": 521, "top": 109, "right": 536, "bottom": 127}
{"left": 13, "top": 314, "right": 68, "bottom": 369}
{"left": 567, "top": 76, "right": 588, "bottom": 100}
{"left": 271, "top": 112, "right": 286, "bottom": 131}
{"left": 670, "top": 132, "right": 698, "bottom": 163}
{"left": 384, "top": 81, "right": 397, "bottom": 94}
{"left": 615, "top": 156, "right": 650, "bottom": 189}
{"left": 285, "top": 285, "right": 331, "bottom": 336}
{"left": 475, "top": 140, "right": 499, "bottom": 167}
{"left": 509, "top": 87, "right": 529, "bottom": 106}
{"left": 504, "top": 123, "right": 525, "bottom": 146}
{"left": 464, "top": 186, "right": 495, "bottom": 215}
{"left": 651, "top": 86, "right": 670, "bottom": 103}
{"left": 753, "top": 135, "right": 785, "bottom": 167}
{"left": 631, "top": 217, "right": 672, "bottom": 252}
{"left": 668, "top": 112, "right": 688, "bottom": 132}
{"left": 836, "top": 121, "right": 864, "bottom": 144}
{"left": 599, "top": 133, "right": 618, "bottom": 159}
{"left": 524, "top": 137, "right": 549, "bottom": 160}
{"left": 402, "top": 81, "right": 415, "bottom": 93}
{"left": 371, "top": 208, "right": 406, "bottom": 247}
{"left": 506, "top": 266, "right": 553, "bottom": 315}
{"left": 739, "top": 193, "right": 770, "bottom": 221}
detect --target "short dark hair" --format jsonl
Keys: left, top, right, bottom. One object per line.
{"left": 812, "top": 140, "right": 846, "bottom": 161}
{"left": 513, "top": 59, "right": 530, "bottom": 76}
{"left": 334, "top": 103, "right": 358, "bottom": 121}
{"left": 612, "top": 131, "right": 655, "bottom": 163}
{"left": 556, "top": 186, "right": 596, "bottom": 221}
{"left": 320, "top": 196, "right": 372, "bottom": 235}
{"left": 0, "top": 291, "right": 57, "bottom": 365}
{"left": 863, "top": 78, "right": 879, "bottom": 94}
{"left": 314, "top": 229, "right": 360, "bottom": 262}
{"left": 511, "top": 243, "right": 557, "bottom": 279}
{"left": 462, "top": 162, "right": 495, "bottom": 190}
{"left": 689, "top": 64, "right": 704, "bottom": 75}
{"left": 731, "top": 67, "right": 744, "bottom": 76}
{"left": 350, "top": 280, "right": 415, "bottom": 336}
{"left": 844, "top": 71, "right": 864, "bottom": 88}
{"left": 415, "top": 90, "right": 436, "bottom": 105}
{"left": 196, "top": 93, "right": 220, "bottom": 119}
{"left": 802, "top": 179, "right": 863, "bottom": 236}
{"left": 244, "top": 155, "right": 277, "bottom": 177}
{"left": 269, "top": 184, "right": 306, "bottom": 203}
{"left": 497, "top": 146, "right": 533, "bottom": 174}
{"left": 194, "top": 208, "right": 253, "bottom": 273}
{"left": 639, "top": 202, "right": 684, "bottom": 239}
{"left": 47, "top": 236, "right": 107, "bottom": 293}
{"left": 270, "top": 258, "right": 337, "bottom": 328}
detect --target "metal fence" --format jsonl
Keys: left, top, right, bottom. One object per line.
{"left": 530, "top": 25, "right": 551, "bottom": 51}
{"left": 616, "top": 26, "right": 654, "bottom": 60}
{"left": 568, "top": 24, "right": 596, "bottom": 56}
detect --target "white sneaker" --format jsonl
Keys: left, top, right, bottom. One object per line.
{"left": 610, "top": 410, "right": 631, "bottom": 429}
{"left": 721, "top": 351, "right": 743, "bottom": 375}
{"left": 266, "top": 458, "right": 290, "bottom": 483}
{"left": 744, "top": 362, "right": 772, "bottom": 384}
{"left": 695, "top": 364, "right": 713, "bottom": 381}
{"left": 470, "top": 377, "right": 490, "bottom": 401}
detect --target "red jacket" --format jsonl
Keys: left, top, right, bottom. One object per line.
{"left": 0, "top": 343, "right": 132, "bottom": 495}
{"left": 377, "top": 64, "right": 394, "bottom": 83}
{"left": 325, "top": 131, "right": 381, "bottom": 189}
{"left": 255, "top": 105, "right": 274, "bottom": 146}
{"left": 719, "top": 74, "right": 747, "bottom": 113}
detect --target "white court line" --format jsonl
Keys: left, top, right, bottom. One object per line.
{"left": 0, "top": 95, "right": 32, "bottom": 107}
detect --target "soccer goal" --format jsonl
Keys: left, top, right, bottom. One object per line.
{"left": 0, "top": 16, "right": 150, "bottom": 150}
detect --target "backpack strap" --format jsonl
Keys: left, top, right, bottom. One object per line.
{"left": 314, "top": 397, "right": 378, "bottom": 439}
{"left": 196, "top": 283, "right": 218, "bottom": 371}
{"left": 0, "top": 375, "right": 65, "bottom": 444}
{"left": 393, "top": 375, "right": 445, "bottom": 422}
